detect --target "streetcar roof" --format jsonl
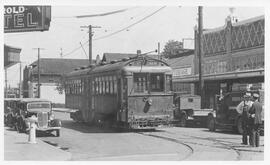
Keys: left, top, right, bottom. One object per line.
{"left": 122, "top": 66, "right": 172, "bottom": 73}
{"left": 65, "top": 56, "right": 170, "bottom": 77}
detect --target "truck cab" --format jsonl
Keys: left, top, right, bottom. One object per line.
{"left": 174, "top": 95, "right": 212, "bottom": 127}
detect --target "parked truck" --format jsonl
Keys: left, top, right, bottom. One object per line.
{"left": 207, "top": 90, "right": 264, "bottom": 134}
{"left": 174, "top": 95, "right": 212, "bottom": 127}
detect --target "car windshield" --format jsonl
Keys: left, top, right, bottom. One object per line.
{"left": 27, "top": 102, "right": 51, "bottom": 109}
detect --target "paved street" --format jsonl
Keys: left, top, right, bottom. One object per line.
{"left": 36, "top": 111, "right": 263, "bottom": 161}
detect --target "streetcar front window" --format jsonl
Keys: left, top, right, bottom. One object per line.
{"left": 150, "top": 73, "right": 164, "bottom": 92}
{"left": 134, "top": 73, "right": 148, "bottom": 93}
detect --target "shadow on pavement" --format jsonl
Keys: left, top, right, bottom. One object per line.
{"left": 60, "top": 119, "right": 166, "bottom": 134}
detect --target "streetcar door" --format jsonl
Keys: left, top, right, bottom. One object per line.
{"left": 118, "top": 77, "right": 128, "bottom": 122}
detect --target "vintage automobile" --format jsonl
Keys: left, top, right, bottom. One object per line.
{"left": 4, "top": 98, "right": 21, "bottom": 127}
{"left": 15, "top": 98, "right": 61, "bottom": 136}
{"left": 207, "top": 90, "right": 264, "bottom": 134}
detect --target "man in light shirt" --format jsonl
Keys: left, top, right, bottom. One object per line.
{"left": 236, "top": 92, "right": 253, "bottom": 145}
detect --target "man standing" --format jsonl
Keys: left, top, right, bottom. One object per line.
{"left": 249, "top": 93, "right": 263, "bottom": 147}
{"left": 236, "top": 93, "right": 253, "bottom": 145}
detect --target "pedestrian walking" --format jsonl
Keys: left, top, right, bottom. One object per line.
{"left": 249, "top": 93, "right": 263, "bottom": 147}
{"left": 236, "top": 92, "right": 253, "bottom": 145}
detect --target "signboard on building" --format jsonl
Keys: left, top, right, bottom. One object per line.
{"left": 4, "top": 45, "right": 21, "bottom": 68}
{"left": 173, "top": 67, "right": 192, "bottom": 77}
{"left": 4, "top": 6, "right": 51, "bottom": 33}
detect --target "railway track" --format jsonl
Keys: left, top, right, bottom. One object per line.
{"left": 138, "top": 129, "right": 244, "bottom": 160}
{"left": 154, "top": 130, "right": 243, "bottom": 160}
{"left": 137, "top": 132, "right": 194, "bottom": 160}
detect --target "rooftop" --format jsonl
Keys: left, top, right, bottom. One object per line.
{"left": 30, "top": 58, "right": 91, "bottom": 75}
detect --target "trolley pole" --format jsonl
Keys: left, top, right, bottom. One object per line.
{"left": 80, "top": 25, "right": 101, "bottom": 64}
{"left": 33, "top": 48, "right": 45, "bottom": 98}
{"left": 198, "top": 6, "right": 205, "bottom": 108}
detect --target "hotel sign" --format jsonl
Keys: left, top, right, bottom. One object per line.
{"left": 4, "top": 6, "right": 51, "bottom": 33}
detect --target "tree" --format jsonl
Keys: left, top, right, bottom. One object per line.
{"left": 55, "top": 76, "right": 65, "bottom": 94}
{"left": 162, "top": 40, "right": 183, "bottom": 58}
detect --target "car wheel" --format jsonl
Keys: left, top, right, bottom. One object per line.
{"left": 208, "top": 116, "right": 216, "bottom": 131}
{"left": 237, "top": 117, "right": 243, "bottom": 134}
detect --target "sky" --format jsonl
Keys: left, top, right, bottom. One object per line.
{"left": 3, "top": 5, "right": 265, "bottom": 87}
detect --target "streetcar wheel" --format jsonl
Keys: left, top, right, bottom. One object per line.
{"left": 237, "top": 117, "right": 243, "bottom": 134}
{"left": 179, "top": 114, "right": 187, "bottom": 127}
{"left": 208, "top": 116, "right": 216, "bottom": 131}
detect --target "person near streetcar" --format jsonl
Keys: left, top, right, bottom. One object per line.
{"left": 249, "top": 93, "right": 263, "bottom": 147}
{"left": 236, "top": 92, "right": 253, "bottom": 145}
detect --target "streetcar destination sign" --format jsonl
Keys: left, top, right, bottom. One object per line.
{"left": 4, "top": 6, "right": 51, "bottom": 33}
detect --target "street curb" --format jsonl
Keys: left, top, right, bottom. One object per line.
{"left": 4, "top": 127, "right": 72, "bottom": 161}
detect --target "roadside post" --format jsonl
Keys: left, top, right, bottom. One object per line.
{"left": 27, "top": 115, "right": 38, "bottom": 144}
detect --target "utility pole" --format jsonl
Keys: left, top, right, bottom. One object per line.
{"left": 19, "top": 62, "right": 22, "bottom": 98}
{"left": 33, "top": 48, "right": 45, "bottom": 98}
{"left": 80, "top": 25, "right": 101, "bottom": 64}
{"left": 198, "top": 6, "right": 205, "bottom": 108}
{"left": 5, "top": 68, "right": 7, "bottom": 98}
{"left": 158, "top": 42, "right": 161, "bottom": 60}
{"left": 60, "top": 48, "right": 63, "bottom": 58}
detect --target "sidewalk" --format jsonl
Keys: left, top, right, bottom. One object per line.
{"left": 4, "top": 127, "right": 71, "bottom": 161}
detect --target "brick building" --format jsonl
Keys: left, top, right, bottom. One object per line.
{"left": 191, "top": 15, "right": 264, "bottom": 108}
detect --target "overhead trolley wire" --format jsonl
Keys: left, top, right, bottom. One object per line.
{"left": 93, "top": 6, "right": 166, "bottom": 41}
{"left": 61, "top": 6, "right": 166, "bottom": 57}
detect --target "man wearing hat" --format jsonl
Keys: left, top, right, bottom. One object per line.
{"left": 236, "top": 92, "right": 253, "bottom": 145}
{"left": 249, "top": 93, "right": 263, "bottom": 147}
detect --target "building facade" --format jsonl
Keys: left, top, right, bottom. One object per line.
{"left": 166, "top": 50, "right": 195, "bottom": 96}
{"left": 193, "top": 15, "right": 264, "bottom": 108}
{"left": 23, "top": 58, "right": 90, "bottom": 104}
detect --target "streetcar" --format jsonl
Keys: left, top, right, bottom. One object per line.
{"left": 63, "top": 55, "right": 175, "bottom": 129}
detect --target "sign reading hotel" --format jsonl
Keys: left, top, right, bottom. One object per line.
{"left": 4, "top": 6, "right": 51, "bottom": 33}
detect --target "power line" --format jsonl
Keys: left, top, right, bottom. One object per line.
{"left": 93, "top": 6, "right": 166, "bottom": 41}
{"left": 53, "top": 7, "right": 136, "bottom": 19}
{"left": 61, "top": 6, "right": 166, "bottom": 58}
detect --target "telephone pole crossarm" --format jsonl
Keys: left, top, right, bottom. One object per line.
{"left": 80, "top": 25, "right": 101, "bottom": 64}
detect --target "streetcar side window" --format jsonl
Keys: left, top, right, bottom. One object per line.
{"left": 134, "top": 73, "right": 148, "bottom": 93}
{"left": 113, "top": 76, "right": 117, "bottom": 94}
{"left": 150, "top": 74, "right": 164, "bottom": 92}
{"left": 166, "top": 75, "right": 172, "bottom": 92}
